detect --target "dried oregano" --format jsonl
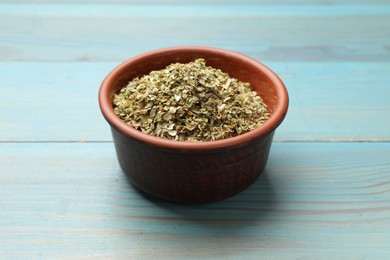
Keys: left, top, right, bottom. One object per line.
{"left": 112, "top": 59, "right": 270, "bottom": 142}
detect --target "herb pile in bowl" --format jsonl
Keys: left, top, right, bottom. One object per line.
{"left": 113, "top": 59, "right": 269, "bottom": 142}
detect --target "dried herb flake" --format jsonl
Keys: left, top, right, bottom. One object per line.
{"left": 112, "top": 59, "right": 270, "bottom": 142}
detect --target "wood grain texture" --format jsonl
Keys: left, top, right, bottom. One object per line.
{"left": 1, "top": 1, "right": 390, "bottom": 258}
{"left": 1, "top": 62, "right": 389, "bottom": 142}
{"left": 1, "top": 0, "right": 389, "bottom": 5}
{"left": 1, "top": 142, "right": 389, "bottom": 259}
{"left": 0, "top": 4, "right": 389, "bottom": 61}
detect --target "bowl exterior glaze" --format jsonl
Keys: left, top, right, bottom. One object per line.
{"left": 112, "top": 126, "right": 274, "bottom": 202}
{"left": 99, "top": 47, "right": 288, "bottom": 203}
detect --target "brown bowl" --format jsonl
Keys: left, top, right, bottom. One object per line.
{"left": 99, "top": 46, "right": 288, "bottom": 203}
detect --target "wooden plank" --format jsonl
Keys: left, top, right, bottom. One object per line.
{"left": 1, "top": 142, "right": 389, "bottom": 258}
{"left": 1, "top": 62, "right": 389, "bottom": 142}
{"left": 0, "top": 62, "right": 111, "bottom": 142}
{"left": 1, "top": 0, "right": 389, "bottom": 5}
{"left": 2, "top": 4, "right": 390, "bottom": 17}
{"left": 0, "top": 4, "right": 389, "bottom": 61}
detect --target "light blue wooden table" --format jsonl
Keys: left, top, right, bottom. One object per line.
{"left": 1, "top": 1, "right": 390, "bottom": 259}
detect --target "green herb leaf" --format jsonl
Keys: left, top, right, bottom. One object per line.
{"left": 112, "top": 59, "right": 270, "bottom": 142}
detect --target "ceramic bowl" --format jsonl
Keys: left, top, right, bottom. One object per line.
{"left": 99, "top": 46, "right": 288, "bottom": 203}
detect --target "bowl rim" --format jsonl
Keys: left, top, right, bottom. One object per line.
{"left": 99, "top": 46, "right": 288, "bottom": 151}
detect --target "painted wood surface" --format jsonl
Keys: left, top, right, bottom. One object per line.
{"left": 2, "top": 0, "right": 390, "bottom": 4}
{"left": 1, "top": 62, "right": 389, "bottom": 142}
{"left": 1, "top": 4, "right": 389, "bottom": 61}
{"left": 1, "top": 142, "right": 390, "bottom": 259}
{"left": 1, "top": 1, "right": 390, "bottom": 259}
